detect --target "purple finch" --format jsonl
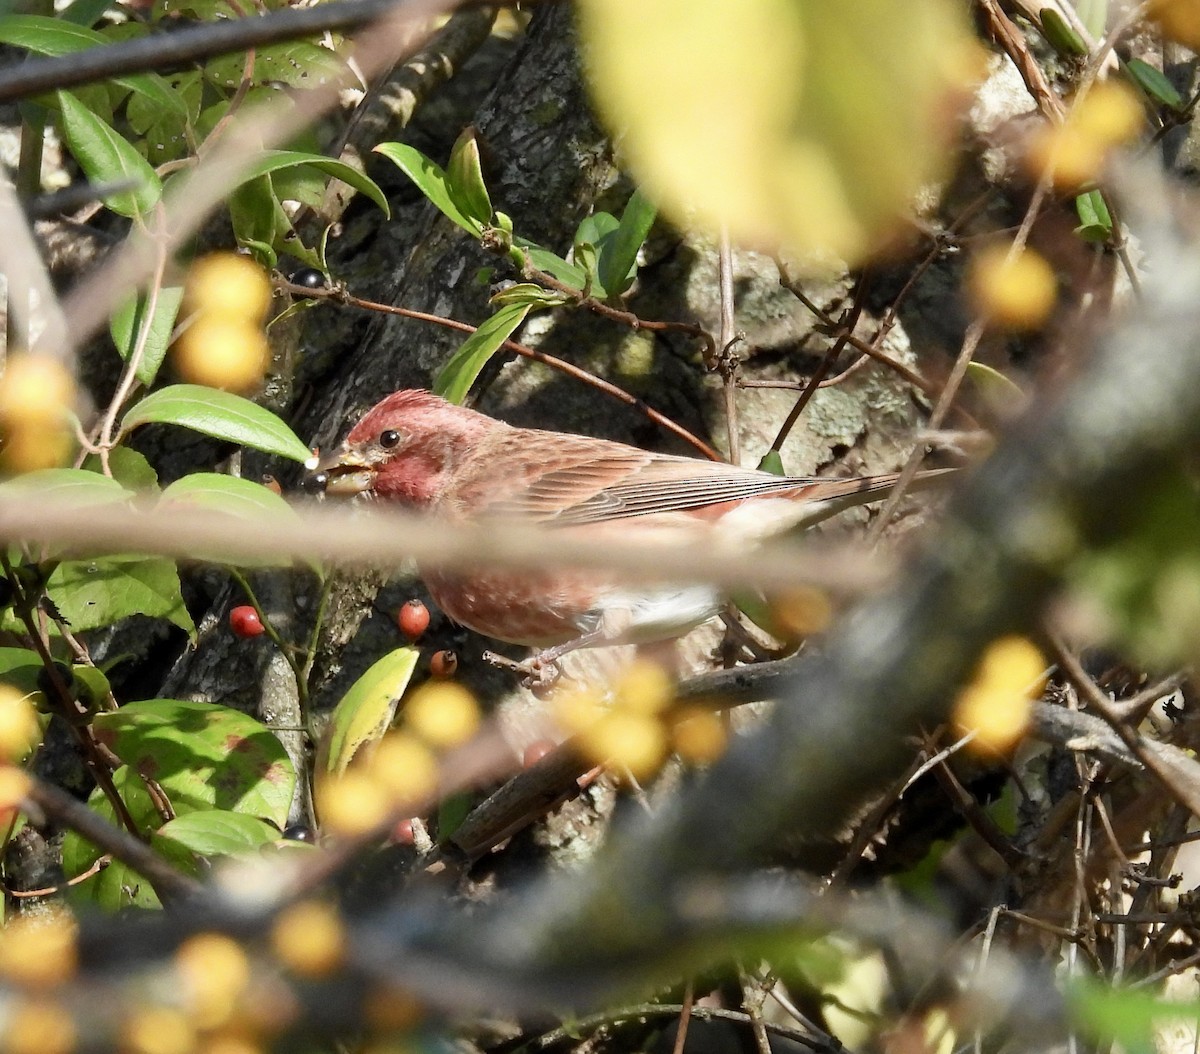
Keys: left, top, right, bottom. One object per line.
{"left": 310, "top": 390, "right": 936, "bottom": 660}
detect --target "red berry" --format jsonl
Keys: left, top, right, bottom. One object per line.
{"left": 391, "top": 818, "right": 415, "bottom": 845}
{"left": 430, "top": 649, "right": 458, "bottom": 679}
{"left": 522, "top": 739, "right": 556, "bottom": 768}
{"left": 229, "top": 605, "right": 265, "bottom": 638}
{"left": 397, "top": 599, "right": 430, "bottom": 641}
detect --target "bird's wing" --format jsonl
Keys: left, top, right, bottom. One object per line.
{"left": 465, "top": 431, "right": 900, "bottom": 526}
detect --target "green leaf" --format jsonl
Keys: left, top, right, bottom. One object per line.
{"left": 153, "top": 810, "right": 278, "bottom": 861}
{"left": 319, "top": 646, "right": 419, "bottom": 782}
{"left": 598, "top": 188, "right": 657, "bottom": 298}
{"left": 1038, "top": 7, "right": 1088, "bottom": 56}
{"left": 57, "top": 91, "right": 162, "bottom": 220}
{"left": 225, "top": 150, "right": 389, "bottom": 217}
{"left": 160, "top": 473, "right": 292, "bottom": 519}
{"left": 93, "top": 699, "right": 295, "bottom": 827}
{"left": 1125, "top": 57, "right": 1184, "bottom": 111}
{"left": 229, "top": 174, "right": 290, "bottom": 258}
{"left": 488, "top": 283, "right": 570, "bottom": 309}
{"left": 0, "top": 16, "right": 187, "bottom": 114}
{"left": 434, "top": 303, "right": 532, "bottom": 405}
{"left": 373, "top": 142, "right": 480, "bottom": 235}
{"left": 120, "top": 385, "right": 312, "bottom": 463}
{"left": 966, "top": 361, "right": 1025, "bottom": 415}
{"left": 80, "top": 447, "right": 159, "bottom": 492}
{"left": 436, "top": 790, "right": 472, "bottom": 840}
{"left": 514, "top": 238, "right": 588, "bottom": 290}
{"left": 61, "top": 767, "right": 164, "bottom": 911}
{"left": 126, "top": 71, "right": 201, "bottom": 166}
{"left": 1075, "top": 0, "right": 1106, "bottom": 38}
{"left": 0, "top": 468, "right": 133, "bottom": 506}
{"left": 43, "top": 556, "right": 194, "bottom": 635}
{"left": 61, "top": 0, "right": 118, "bottom": 27}
{"left": 110, "top": 286, "right": 184, "bottom": 387}
{"left": 757, "top": 449, "right": 786, "bottom": 475}
{"left": 576, "top": 0, "right": 976, "bottom": 265}
{"left": 0, "top": 648, "right": 46, "bottom": 699}
{"left": 572, "top": 211, "right": 618, "bottom": 295}
{"left": 574, "top": 211, "right": 620, "bottom": 256}
{"left": 159, "top": 474, "right": 308, "bottom": 568}
{"left": 1074, "top": 189, "right": 1113, "bottom": 241}
{"left": 204, "top": 40, "right": 347, "bottom": 91}
{"left": 446, "top": 127, "right": 492, "bottom": 229}
{"left": 1069, "top": 978, "right": 1199, "bottom": 1054}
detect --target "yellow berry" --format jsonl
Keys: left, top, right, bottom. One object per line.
{"left": 403, "top": 682, "right": 481, "bottom": 749}
{"left": 0, "top": 687, "right": 39, "bottom": 762}
{"left": 614, "top": 659, "right": 674, "bottom": 715}
{"left": 197, "top": 1036, "right": 264, "bottom": 1054}
{"left": 552, "top": 687, "right": 605, "bottom": 734}
{"left": 315, "top": 769, "right": 391, "bottom": 837}
{"left": 0, "top": 355, "right": 75, "bottom": 426}
{"left": 5, "top": 998, "right": 75, "bottom": 1054}
{"left": 363, "top": 984, "right": 424, "bottom": 1032}
{"left": 769, "top": 586, "right": 834, "bottom": 640}
{"left": 953, "top": 635, "right": 1047, "bottom": 754}
{"left": 671, "top": 707, "right": 728, "bottom": 763}
{"left": 1072, "top": 81, "right": 1144, "bottom": 147}
{"left": 968, "top": 244, "right": 1057, "bottom": 331}
{"left": 174, "top": 317, "right": 269, "bottom": 393}
{"left": 187, "top": 253, "right": 272, "bottom": 323}
{"left": 176, "top": 932, "right": 251, "bottom": 1029}
{"left": 368, "top": 732, "right": 438, "bottom": 805}
{"left": 0, "top": 356, "right": 77, "bottom": 474}
{"left": 121, "top": 1007, "right": 194, "bottom": 1054}
{"left": 1026, "top": 122, "right": 1106, "bottom": 191}
{"left": 0, "top": 767, "right": 31, "bottom": 832}
{"left": 0, "top": 911, "right": 77, "bottom": 987}
{"left": 580, "top": 710, "right": 667, "bottom": 780}
{"left": 270, "top": 901, "right": 344, "bottom": 977}
{"left": 1149, "top": 0, "right": 1200, "bottom": 49}
{"left": 0, "top": 420, "right": 74, "bottom": 473}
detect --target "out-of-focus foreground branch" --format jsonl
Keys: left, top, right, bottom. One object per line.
{"left": 8, "top": 173, "right": 1200, "bottom": 1047}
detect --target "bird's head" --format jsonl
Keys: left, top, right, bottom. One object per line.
{"left": 305, "top": 390, "right": 492, "bottom": 506}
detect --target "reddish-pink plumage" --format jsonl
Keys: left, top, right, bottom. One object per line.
{"left": 313, "top": 390, "right": 924, "bottom": 652}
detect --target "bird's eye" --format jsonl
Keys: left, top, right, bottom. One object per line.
{"left": 379, "top": 429, "right": 401, "bottom": 449}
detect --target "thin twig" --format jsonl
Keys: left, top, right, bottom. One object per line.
{"left": 768, "top": 271, "right": 870, "bottom": 456}
{"left": 24, "top": 779, "right": 202, "bottom": 904}
{"left": 0, "top": 0, "right": 506, "bottom": 103}
{"left": 718, "top": 229, "right": 742, "bottom": 464}
{"left": 283, "top": 279, "right": 725, "bottom": 460}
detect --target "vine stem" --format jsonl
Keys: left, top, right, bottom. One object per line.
{"left": 90, "top": 208, "right": 169, "bottom": 474}
{"left": 0, "top": 557, "right": 142, "bottom": 838}
{"left": 279, "top": 279, "right": 724, "bottom": 461}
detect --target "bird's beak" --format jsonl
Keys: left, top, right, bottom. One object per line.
{"left": 304, "top": 447, "right": 376, "bottom": 497}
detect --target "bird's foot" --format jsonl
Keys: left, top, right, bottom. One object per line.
{"left": 482, "top": 650, "right": 564, "bottom": 693}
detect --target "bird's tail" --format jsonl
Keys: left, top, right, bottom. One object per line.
{"left": 786, "top": 467, "right": 956, "bottom": 531}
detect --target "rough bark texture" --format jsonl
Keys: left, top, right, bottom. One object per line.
{"left": 79, "top": 8, "right": 945, "bottom": 832}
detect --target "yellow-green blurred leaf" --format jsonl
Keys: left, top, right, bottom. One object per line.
{"left": 577, "top": 0, "right": 977, "bottom": 263}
